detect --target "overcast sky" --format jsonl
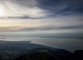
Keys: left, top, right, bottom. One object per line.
{"left": 0, "top": 0, "right": 83, "bottom": 32}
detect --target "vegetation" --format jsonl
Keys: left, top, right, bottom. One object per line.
{"left": 0, "top": 41, "right": 53, "bottom": 60}
{"left": 14, "top": 52, "right": 60, "bottom": 60}
{"left": 0, "top": 41, "right": 83, "bottom": 60}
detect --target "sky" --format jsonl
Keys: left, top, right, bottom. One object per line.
{"left": 0, "top": 0, "right": 83, "bottom": 51}
{"left": 0, "top": 0, "right": 83, "bottom": 32}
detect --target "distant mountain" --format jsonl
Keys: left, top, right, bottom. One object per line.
{"left": 14, "top": 52, "right": 60, "bottom": 60}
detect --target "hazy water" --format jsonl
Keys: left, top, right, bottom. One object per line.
{"left": 1, "top": 37, "right": 83, "bottom": 52}
{"left": 31, "top": 38, "right": 83, "bottom": 52}
{"left": 0, "top": 30, "right": 83, "bottom": 52}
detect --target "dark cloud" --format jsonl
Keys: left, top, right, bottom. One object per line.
{"left": 20, "top": 26, "right": 83, "bottom": 32}
{"left": 0, "top": 16, "right": 44, "bottom": 19}
{"left": 57, "top": 26, "right": 83, "bottom": 29}
{"left": 37, "top": 0, "right": 83, "bottom": 16}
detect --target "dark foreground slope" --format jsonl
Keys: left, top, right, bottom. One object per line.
{"left": 0, "top": 41, "right": 83, "bottom": 60}
{"left": 71, "top": 50, "right": 83, "bottom": 60}
{"left": 0, "top": 41, "right": 57, "bottom": 60}
{"left": 0, "top": 54, "right": 2, "bottom": 60}
{"left": 14, "top": 49, "right": 83, "bottom": 60}
{"left": 14, "top": 52, "right": 59, "bottom": 60}
{"left": 25, "top": 48, "right": 72, "bottom": 60}
{"left": 0, "top": 41, "right": 71, "bottom": 60}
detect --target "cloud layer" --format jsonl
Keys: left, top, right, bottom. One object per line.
{"left": 0, "top": 16, "right": 83, "bottom": 32}
{"left": 5, "top": 0, "right": 83, "bottom": 17}
{"left": 5, "top": 0, "right": 48, "bottom": 18}
{"left": 0, "top": 0, "right": 83, "bottom": 32}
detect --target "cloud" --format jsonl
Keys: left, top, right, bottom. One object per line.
{"left": 0, "top": 16, "right": 44, "bottom": 19}
{"left": 3, "top": 0, "right": 83, "bottom": 18}
{"left": 0, "top": 37, "right": 6, "bottom": 39}
{"left": 37, "top": 0, "right": 83, "bottom": 15}
{"left": 5, "top": 0, "right": 49, "bottom": 18}
{"left": 0, "top": 0, "right": 83, "bottom": 32}
{"left": 0, "top": 16, "right": 83, "bottom": 32}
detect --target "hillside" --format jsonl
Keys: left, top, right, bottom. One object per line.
{"left": 0, "top": 41, "right": 83, "bottom": 60}
{"left": 14, "top": 49, "right": 83, "bottom": 60}
{"left": 14, "top": 52, "right": 59, "bottom": 60}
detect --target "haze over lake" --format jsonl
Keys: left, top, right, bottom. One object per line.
{"left": 0, "top": 29, "right": 83, "bottom": 52}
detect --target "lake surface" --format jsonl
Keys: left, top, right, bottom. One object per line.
{"left": 0, "top": 30, "right": 83, "bottom": 52}
{"left": 1, "top": 37, "right": 83, "bottom": 52}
